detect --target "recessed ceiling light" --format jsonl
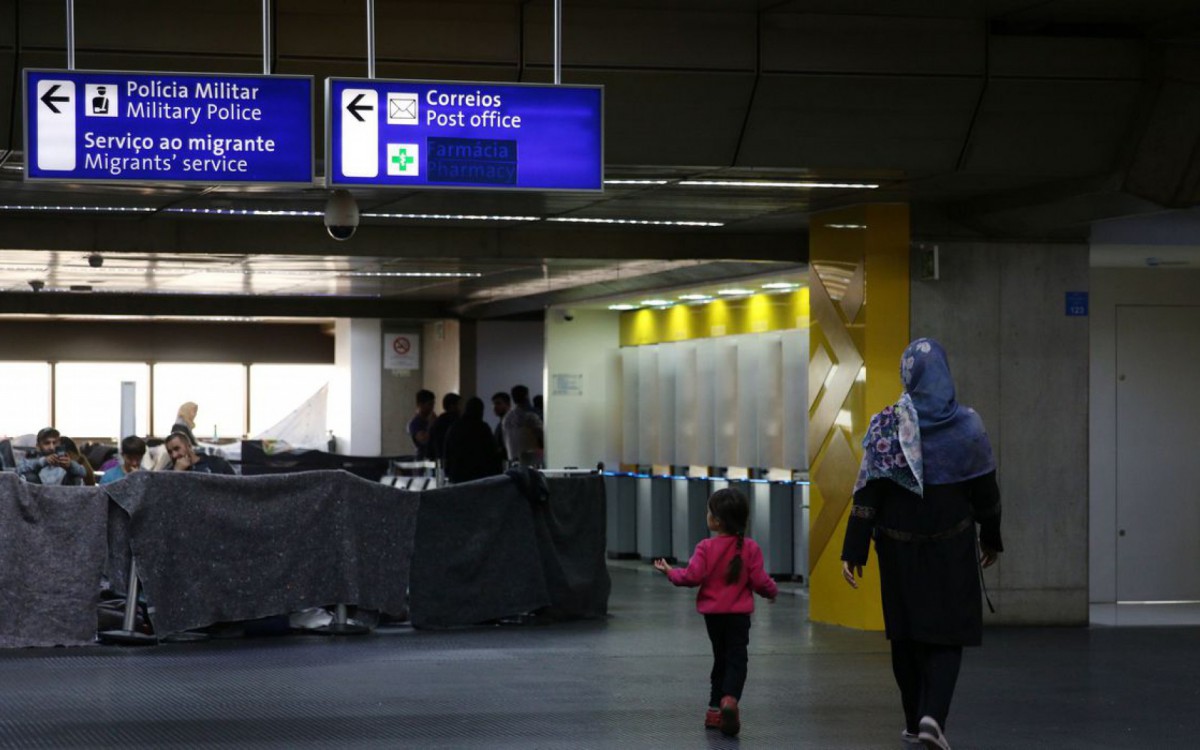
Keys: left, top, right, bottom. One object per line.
{"left": 717, "top": 288, "right": 754, "bottom": 296}
{"left": 546, "top": 217, "right": 724, "bottom": 227}
{"left": 761, "top": 282, "right": 799, "bottom": 290}
{"left": 678, "top": 294, "right": 712, "bottom": 301}
{"left": 608, "top": 304, "right": 638, "bottom": 311}
{"left": 678, "top": 180, "right": 879, "bottom": 189}
{"left": 641, "top": 299, "right": 672, "bottom": 306}
{"left": 825, "top": 223, "right": 867, "bottom": 230}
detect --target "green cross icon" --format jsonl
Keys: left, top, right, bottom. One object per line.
{"left": 391, "top": 148, "right": 415, "bottom": 172}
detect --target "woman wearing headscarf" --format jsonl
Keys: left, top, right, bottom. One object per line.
{"left": 841, "top": 338, "right": 1003, "bottom": 750}
{"left": 171, "top": 402, "right": 199, "bottom": 446}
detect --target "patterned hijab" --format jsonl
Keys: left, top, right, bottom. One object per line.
{"left": 854, "top": 338, "right": 995, "bottom": 496}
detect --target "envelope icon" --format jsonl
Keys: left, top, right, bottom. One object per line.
{"left": 387, "top": 93, "right": 419, "bottom": 125}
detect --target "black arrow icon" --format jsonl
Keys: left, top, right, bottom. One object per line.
{"left": 41, "top": 84, "right": 71, "bottom": 114}
{"left": 347, "top": 93, "right": 373, "bottom": 122}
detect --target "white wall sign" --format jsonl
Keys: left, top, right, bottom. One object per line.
{"left": 384, "top": 332, "right": 420, "bottom": 370}
{"left": 551, "top": 373, "right": 583, "bottom": 396}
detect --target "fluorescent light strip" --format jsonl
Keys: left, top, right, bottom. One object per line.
{"left": 761, "top": 282, "right": 799, "bottom": 290}
{"left": 363, "top": 212, "right": 541, "bottom": 222}
{"left": 339, "top": 270, "right": 482, "bottom": 278}
{"left": 603, "top": 179, "right": 670, "bottom": 186}
{"left": 608, "top": 304, "right": 638, "bottom": 311}
{"left": 678, "top": 294, "right": 712, "bottom": 301}
{"left": 0, "top": 204, "right": 155, "bottom": 213}
{"left": 826, "top": 223, "right": 866, "bottom": 230}
{"left": 717, "top": 288, "right": 754, "bottom": 296}
{"left": 679, "top": 180, "right": 879, "bottom": 189}
{"left": 207, "top": 269, "right": 480, "bottom": 278}
{"left": 165, "top": 208, "right": 323, "bottom": 217}
{"left": 547, "top": 217, "right": 724, "bottom": 227}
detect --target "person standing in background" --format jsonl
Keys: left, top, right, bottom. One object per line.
{"left": 408, "top": 389, "right": 437, "bottom": 460}
{"left": 172, "top": 402, "right": 199, "bottom": 446}
{"left": 501, "top": 384, "right": 544, "bottom": 467}
{"left": 491, "top": 391, "right": 511, "bottom": 464}
{"left": 428, "top": 393, "right": 462, "bottom": 461}
{"left": 443, "top": 397, "right": 504, "bottom": 483}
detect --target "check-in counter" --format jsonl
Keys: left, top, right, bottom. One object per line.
{"left": 793, "top": 479, "right": 810, "bottom": 583}
{"left": 636, "top": 474, "right": 672, "bottom": 561}
{"left": 603, "top": 473, "right": 638, "bottom": 559}
{"left": 671, "top": 477, "right": 712, "bottom": 563}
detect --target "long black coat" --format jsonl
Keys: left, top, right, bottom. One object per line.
{"left": 443, "top": 418, "right": 504, "bottom": 484}
{"left": 841, "top": 471, "right": 1002, "bottom": 646}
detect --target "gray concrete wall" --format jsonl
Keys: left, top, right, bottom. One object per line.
{"left": 911, "top": 242, "right": 1089, "bottom": 626}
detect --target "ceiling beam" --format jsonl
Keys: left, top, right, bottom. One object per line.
{"left": 0, "top": 214, "right": 806, "bottom": 261}
{"left": 0, "top": 291, "right": 452, "bottom": 318}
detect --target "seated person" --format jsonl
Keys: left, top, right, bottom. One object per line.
{"left": 100, "top": 436, "right": 148, "bottom": 485}
{"left": 18, "top": 427, "right": 88, "bottom": 486}
{"left": 60, "top": 435, "right": 97, "bottom": 486}
{"left": 164, "top": 431, "right": 235, "bottom": 475}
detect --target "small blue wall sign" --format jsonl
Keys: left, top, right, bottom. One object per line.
{"left": 1065, "top": 291, "right": 1089, "bottom": 317}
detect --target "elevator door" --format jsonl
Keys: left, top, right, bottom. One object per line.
{"left": 1116, "top": 306, "right": 1200, "bottom": 601}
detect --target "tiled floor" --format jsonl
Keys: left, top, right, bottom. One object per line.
{"left": 0, "top": 565, "right": 1197, "bottom": 748}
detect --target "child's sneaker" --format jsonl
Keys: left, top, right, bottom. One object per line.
{"left": 718, "top": 696, "right": 740, "bottom": 736}
{"left": 704, "top": 708, "right": 721, "bottom": 729}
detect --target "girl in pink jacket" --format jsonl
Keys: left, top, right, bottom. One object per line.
{"left": 654, "top": 487, "right": 778, "bottom": 737}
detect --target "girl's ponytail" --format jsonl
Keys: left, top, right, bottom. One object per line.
{"left": 708, "top": 487, "right": 750, "bottom": 585}
{"left": 725, "top": 531, "right": 744, "bottom": 585}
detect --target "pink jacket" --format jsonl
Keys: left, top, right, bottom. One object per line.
{"left": 667, "top": 535, "right": 778, "bottom": 614}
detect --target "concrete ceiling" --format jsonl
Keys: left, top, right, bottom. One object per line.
{"left": 1, "top": 0, "right": 1198, "bottom": 317}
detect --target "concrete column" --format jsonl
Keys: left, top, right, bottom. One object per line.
{"left": 330, "top": 318, "right": 382, "bottom": 456}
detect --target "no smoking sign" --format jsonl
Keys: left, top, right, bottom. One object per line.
{"left": 385, "top": 332, "right": 419, "bottom": 370}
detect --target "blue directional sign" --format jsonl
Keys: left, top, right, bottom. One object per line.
{"left": 326, "top": 78, "right": 603, "bottom": 191}
{"left": 24, "top": 69, "right": 313, "bottom": 185}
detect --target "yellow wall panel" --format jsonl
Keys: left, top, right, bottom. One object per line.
{"left": 619, "top": 290, "right": 809, "bottom": 348}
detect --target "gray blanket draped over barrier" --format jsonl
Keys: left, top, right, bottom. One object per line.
{"left": 0, "top": 473, "right": 109, "bottom": 648}
{"left": 104, "top": 470, "right": 419, "bottom": 635}
{"left": 537, "top": 476, "right": 610, "bottom": 620}
{"left": 408, "top": 472, "right": 610, "bottom": 628}
{"left": 409, "top": 474, "right": 551, "bottom": 628}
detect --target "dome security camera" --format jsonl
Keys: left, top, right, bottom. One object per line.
{"left": 324, "top": 190, "right": 359, "bottom": 241}
{"left": 87, "top": 253, "right": 104, "bottom": 268}
{"left": 560, "top": 308, "right": 576, "bottom": 322}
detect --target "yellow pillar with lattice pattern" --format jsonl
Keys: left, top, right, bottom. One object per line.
{"left": 807, "top": 204, "right": 910, "bottom": 629}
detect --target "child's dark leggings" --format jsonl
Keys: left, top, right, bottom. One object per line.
{"left": 704, "top": 613, "right": 751, "bottom": 707}
{"left": 890, "top": 639, "right": 963, "bottom": 732}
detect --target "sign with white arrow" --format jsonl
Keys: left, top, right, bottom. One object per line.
{"left": 325, "top": 78, "right": 603, "bottom": 191}
{"left": 24, "top": 69, "right": 314, "bottom": 185}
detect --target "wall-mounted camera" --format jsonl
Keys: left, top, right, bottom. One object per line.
{"left": 28, "top": 279, "right": 45, "bottom": 292}
{"left": 324, "top": 190, "right": 359, "bottom": 241}
{"left": 87, "top": 253, "right": 104, "bottom": 268}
